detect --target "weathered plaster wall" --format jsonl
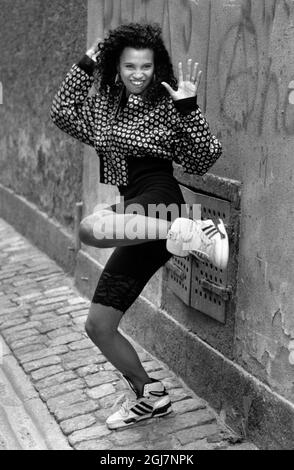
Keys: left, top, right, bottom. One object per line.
{"left": 208, "top": 0, "right": 294, "bottom": 402}
{"left": 0, "top": 0, "right": 87, "bottom": 229}
{"left": 84, "top": 0, "right": 294, "bottom": 405}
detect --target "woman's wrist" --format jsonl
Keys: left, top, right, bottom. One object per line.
{"left": 85, "top": 37, "right": 102, "bottom": 63}
{"left": 77, "top": 54, "right": 96, "bottom": 76}
{"left": 174, "top": 95, "right": 198, "bottom": 115}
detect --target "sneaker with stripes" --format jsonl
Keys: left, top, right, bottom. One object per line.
{"left": 166, "top": 217, "right": 229, "bottom": 270}
{"left": 106, "top": 377, "right": 172, "bottom": 430}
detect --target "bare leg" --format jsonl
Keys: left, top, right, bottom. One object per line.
{"left": 85, "top": 303, "right": 152, "bottom": 396}
{"left": 79, "top": 210, "right": 174, "bottom": 248}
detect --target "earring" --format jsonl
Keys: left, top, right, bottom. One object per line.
{"left": 115, "top": 73, "right": 121, "bottom": 84}
{"left": 152, "top": 73, "right": 156, "bottom": 83}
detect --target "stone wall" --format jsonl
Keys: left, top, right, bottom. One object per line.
{"left": 0, "top": 0, "right": 88, "bottom": 229}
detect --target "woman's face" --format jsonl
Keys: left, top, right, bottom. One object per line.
{"left": 118, "top": 47, "right": 155, "bottom": 96}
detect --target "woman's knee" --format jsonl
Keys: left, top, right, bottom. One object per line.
{"left": 79, "top": 210, "right": 114, "bottom": 245}
{"left": 85, "top": 302, "right": 123, "bottom": 340}
{"left": 85, "top": 313, "right": 108, "bottom": 339}
{"left": 79, "top": 216, "right": 93, "bottom": 245}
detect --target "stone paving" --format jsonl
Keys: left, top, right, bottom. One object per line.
{"left": 0, "top": 217, "right": 258, "bottom": 450}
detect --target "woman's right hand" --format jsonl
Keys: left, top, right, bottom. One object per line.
{"left": 86, "top": 36, "right": 103, "bottom": 62}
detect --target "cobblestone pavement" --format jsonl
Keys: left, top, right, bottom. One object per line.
{"left": 0, "top": 218, "right": 258, "bottom": 450}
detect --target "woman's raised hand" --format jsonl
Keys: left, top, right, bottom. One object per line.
{"left": 161, "top": 58, "right": 202, "bottom": 101}
{"left": 86, "top": 36, "right": 103, "bottom": 62}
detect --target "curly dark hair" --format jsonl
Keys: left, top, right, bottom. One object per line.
{"left": 93, "top": 23, "right": 177, "bottom": 103}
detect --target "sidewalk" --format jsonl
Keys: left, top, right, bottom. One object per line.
{"left": 0, "top": 217, "right": 258, "bottom": 450}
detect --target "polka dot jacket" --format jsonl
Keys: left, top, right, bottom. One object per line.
{"left": 50, "top": 55, "right": 222, "bottom": 187}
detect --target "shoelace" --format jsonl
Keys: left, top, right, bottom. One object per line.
{"left": 167, "top": 223, "right": 196, "bottom": 243}
{"left": 188, "top": 222, "right": 215, "bottom": 262}
{"left": 111, "top": 393, "right": 137, "bottom": 415}
{"left": 168, "top": 220, "right": 215, "bottom": 252}
{"left": 182, "top": 221, "right": 213, "bottom": 252}
{"left": 166, "top": 230, "right": 178, "bottom": 241}
{"left": 194, "top": 221, "right": 214, "bottom": 249}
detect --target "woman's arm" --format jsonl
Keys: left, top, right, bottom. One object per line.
{"left": 162, "top": 59, "right": 222, "bottom": 175}
{"left": 171, "top": 98, "right": 222, "bottom": 175}
{"left": 50, "top": 38, "right": 101, "bottom": 147}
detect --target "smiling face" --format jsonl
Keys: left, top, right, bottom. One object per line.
{"left": 118, "top": 47, "right": 155, "bottom": 96}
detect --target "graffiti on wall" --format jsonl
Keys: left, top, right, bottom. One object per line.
{"left": 217, "top": 0, "right": 294, "bottom": 136}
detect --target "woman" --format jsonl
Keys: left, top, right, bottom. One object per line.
{"left": 50, "top": 23, "right": 228, "bottom": 430}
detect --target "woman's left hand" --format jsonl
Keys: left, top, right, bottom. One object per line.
{"left": 161, "top": 59, "right": 202, "bottom": 101}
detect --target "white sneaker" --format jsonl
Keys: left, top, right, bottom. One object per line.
{"left": 106, "top": 378, "right": 172, "bottom": 430}
{"left": 166, "top": 217, "right": 229, "bottom": 270}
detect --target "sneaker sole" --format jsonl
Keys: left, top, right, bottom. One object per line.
{"left": 106, "top": 402, "right": 173, "bottom": 430}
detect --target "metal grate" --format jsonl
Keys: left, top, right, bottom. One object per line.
{"left": 190, "top": 192, "right": 231, "bottom": 323}
{"left": 190, "top": 258, "right": 229, "bottom": 323}
{"left": 166, "top": 186, "right": 234, "bottom": 323}
{"left": 166, "top": 256, "right": 191, "bottom": 305}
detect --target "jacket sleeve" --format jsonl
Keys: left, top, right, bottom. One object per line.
{"left": 50, "top": 55, "right": 97, "bottom": 147}
{"left": 171, "top": 96, "right": 222, "bottom": 175}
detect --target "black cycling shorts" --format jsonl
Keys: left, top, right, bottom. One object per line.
{"left": 91, "top": 158, "right": 186, "bottom": 313}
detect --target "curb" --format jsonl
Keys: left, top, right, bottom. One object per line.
{"left": 0, "top": 334, "right": 71, "bottom": 450}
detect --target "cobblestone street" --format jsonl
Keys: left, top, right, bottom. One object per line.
{"left": 0, "top": 218, "right": 258, "bottom": 450}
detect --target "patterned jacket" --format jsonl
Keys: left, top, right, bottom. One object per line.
{"left": 50, "top": 55, "right": 222, "bottom": 187}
